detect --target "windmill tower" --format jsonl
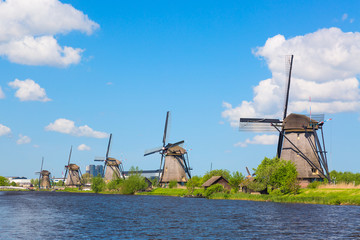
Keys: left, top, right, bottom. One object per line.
{"left": 95, "top": 134, "right": 125, "bottom": 182}
{"left": 144, "top": 111, "right": 191, "bottom": 186}
{"left": 63, "top": 146, "right": 83, "bottom": 187}
{"left": 239, "top": 55, "right": 330, "bottom": 186}
{"left": 35, "top": 157, "right": 52, "bottom": 189}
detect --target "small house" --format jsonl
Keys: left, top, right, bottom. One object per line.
{"left": 202, "top": 176, "right": 231, "bottom": 191}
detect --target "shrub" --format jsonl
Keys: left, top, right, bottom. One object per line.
{"left": 204, "top": 184, "right": 225, "bottom": 198}
{"left": 107, "top": 179, "right": 123, "bottom": 191}
{"left": 121, "top": 174, "right": 147, "bottom": 194}
{"left": 307, "top": 181, "right": 322, "bottom": 189}
{"left": 0, "top": 176, "right": 9, "bottom": 186}
{"left": 92, "top": 175, "right": 106, "bottom": 193}
{"left": 186, "top": 176, "right": 202, "bottom": 194}
{"left": 250, "top": 157, "right": 299, "bottom": 195}
{"left": 10, "top": 182, "right": 17, "bottom": 187}
{"left": 169, "top": 180, "right": 177, "bottom": 189}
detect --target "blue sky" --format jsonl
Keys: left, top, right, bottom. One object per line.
{"left": 0, "top": 0, "right": 359, "bottom": 178}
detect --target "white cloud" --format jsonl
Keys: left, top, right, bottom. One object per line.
{"left": 45, "top": 118, "right": 108, "bottom": 138}
{"left": 0, "top": 124, "right": 11, "bottom": 136}
{"left": 17, "top": 134, "right": 31, "bottom": 144}
{"left": 9, "top": 79, "right": 51, "bottom": 102}
{"left": 0, "top": 86, "right": 5, "bottom": 99}
{"left": 0, "top": 0, "right": 99, "bottom": 67}
{"left": 223, "top": 28, "right": 360, "bottom": 127}
{"left": 78, "top": 144, "right": 91, "bottom": 151}
{"left": 234, "top": 134, "right": 278, "bottom": 148}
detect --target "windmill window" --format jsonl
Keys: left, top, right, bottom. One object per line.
{"left": 297, "top": 133, "right": 300, "bottom": 140}
{"left": 311, "top": 168, "right": 319, "bottom": 174}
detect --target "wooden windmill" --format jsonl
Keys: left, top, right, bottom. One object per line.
{"left": 239, "top": 55, "right": 331, "bottom": 186}
{"left": 35, "top": 157, "right": 52, "bottom": 189}
{"left": 144, "top": 111, "right": 191, "bottom": 185}
{"left": 95, "top": 133, "right": 125, "bottom": 181}
{"left": 63, "top": 146, "right": 83, "bottom": 187}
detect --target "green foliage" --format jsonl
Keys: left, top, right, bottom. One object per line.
{"left": 307, "top": 181, "right": 323, "bottom": 189}
{"left": 0, "top": 176, "right": 9, "bottom": 186}
{"left": 228, "top": 171, "right": 245, "bottom": 192}
{"left": 55, "top": 180, "right": 64, "bottom": 186}
{"left": 202, "top": 169, "right": 231, "bottom": 184}
{"left": 121, "top": 174, "right": 147, "bottom": 194}
{"left": 204, "top": 184, "right": 225, "bottom": 198}
{"left": 186, "top": 176, "right": 202, "bottom": 194}
{"left": 82, "top": 173, "right": 92, "bottom": 184}
{"left": 169, "top": 180, "right": 177, "bottom": 189}
{"left": 330, "top": 170, "right": 360, "bottom": 185}
{"left": 107, "top": 178, "right": 123, "bottom": 191}
{"left": 10, "top": 181, "right": 17, "bottom": 186}
{"left": 91, "top": 175, "right": 106, "bottom": 193}
{"left": 250, "top": 157, "right": 299, "bottom": 195}
{"left": 129, "top": 166, "right": 142, "bottom": 175}
{"left": 150, "top": 178, "right": 159, "bottom": 187}
{"left": 30, "top": 178, "right": 39, "bottom": 188}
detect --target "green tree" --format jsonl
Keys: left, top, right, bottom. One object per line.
{"left": 55, "top": 180, "right": 64, "bottom": 186}
{"left": 121, "top": 174, "right": 147, "bottom": 194}
{"left": 30, "top": 178, "right": 39, "bottom": 188}
{"left": 201, "top": 169, "right": 231, "bottom": 184}
{"left": 0, "top": 176, "right": 9, "bottom": 186}
{"left": 107, "top": 178, "right": 123, "bottom": 191}
{"left": 249, "top": 157, "right": 299, "bottom": 194}
{"left": 228, "top": 171, "right": 245, "bottom": 192}
{"left": 186, "top": 175, "right": 202, "bottom": 194}
{"left": 10, "top": 181, "right": 17, "bottom": 187}
{"left": 91, "top": 175, "right": 106, "bottom": 193}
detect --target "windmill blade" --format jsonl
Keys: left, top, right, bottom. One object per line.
{"left": 166, "top": 140, "right": 184, "bottom": 149}
{"left": 277, "top": 54, "right": 294, "bottom": 158}
{"left": 106, "top": 133, "right": 112, "bottom": 160}
{"left": 163, "top": 111, "right": 170, "bottom": 147}
{"left": 39, "top": 157, "right": 44, "bottom": 189}
{"left": 246, "top": 167, "right": 251, "bottom": 176}
{"left": 64, "top": 146, "right": 72, "bottom": 182}
{"left": 144, "top": 146, "right": 164, "bottom": 156}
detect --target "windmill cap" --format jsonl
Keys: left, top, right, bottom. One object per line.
{"left": 107, "top": 157, "right": 121, "bottom": 166}
{"left": 67, "top": 164, "right": 80, "bottom": 171}
{"left": 40, "top": 170, "right": 51, "bottom": 175}
{"left": 283, "top": 113, "right": 318, "bottom": 131}
{"left": 167, "top": 145, "right": 186, "bottom": 156}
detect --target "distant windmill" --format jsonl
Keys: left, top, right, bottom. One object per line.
{"left": 95, "top": 134, "right": 125, "bottom": 181}
{"left": 35, "top": 157, "right": 52, "bottom": 189}
{"left": 144, "top": 111, "right": 191, "bottom": 185}
{"left": 239, "top": 55, "right": 331, "bottom": 185}
{"left": 63, "top": 146, "right": 83, "bottom": 187}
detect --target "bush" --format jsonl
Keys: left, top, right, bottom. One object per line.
{"left": 92, "top": 175, "right": 106, "bottom": 193}
{"left": 307, "top": 181, "right": 322, "bottom": 189}
{"left": 250, "top": 157, "right": 299, "bottom": 195}
{"left": 169, "top": 180, "right": 177, "bottom": 189}
{"left": 10, "top": 182, "right": 17, "bottom": 187}
{"left": 229, "top": 171, "right": 245, "bottom": 192}
{"left": 186, "top": 176, "right": 202, "bottom": 194}
{"left": 121, "top": 174, "right": 147, "bottom": 194}
{"left": 107, "top": 179, "right": 123, "bottom": 191}
{"left": 204, "top": 184, "right": 225, "bottom": 198}
{"left": 0, "top": 176, "right": 9, "bottom": 186}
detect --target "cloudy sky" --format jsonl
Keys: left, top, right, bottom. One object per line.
{"left": 1, "top": 0, "right": 359, "bottom": 178}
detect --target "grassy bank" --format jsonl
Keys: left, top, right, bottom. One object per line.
{"left": 138, "top": 187, "right": 360, "bottom": 205}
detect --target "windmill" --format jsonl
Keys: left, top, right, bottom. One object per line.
{"left": 63, "top": 146, "right": 83, "bottom": 187}
{"left": 239, "top": 55, "right": 331, "bottom": 185}
{"left": 144, "top": 111, "right": 191, "bottom": 185}
{"left": 35, "top": 157, "right": 52, "bottom": 189}
{"left": 94, "top": 133, "right": 125, "bottom": 181}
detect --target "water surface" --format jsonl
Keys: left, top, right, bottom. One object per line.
{"left": 1, "top": 191, "right": 359, "bottom": 239}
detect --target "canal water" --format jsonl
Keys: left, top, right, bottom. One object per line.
{"left": 1, "top": 191, "right": 360, "bottom": 239}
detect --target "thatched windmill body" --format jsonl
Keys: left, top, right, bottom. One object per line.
{"left": 144, "top": 111, "right": 191, "bottom": 185}
{"left": 63, "top": 146, "right": 83, "bottom": 187}
{"left": 35, "top": 158, "right": 52, "bottom": 189}
{"left": 95, "top": 134, "right": 125, "bottom": 182}
{"left": 239, "top": 55, "right": 330, "bottom": 186}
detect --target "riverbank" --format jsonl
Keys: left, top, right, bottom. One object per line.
{"left": 138, "top": 187, "right": 360, "bottom": 205}
{"left": 2, "top": 186, "right": 360, "bottom": 205}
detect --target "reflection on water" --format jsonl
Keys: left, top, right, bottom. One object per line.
{"left": 1, "top": 191, "right": 360, "bottom": 239}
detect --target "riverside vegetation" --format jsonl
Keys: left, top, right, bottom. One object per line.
{"left": 3, "top": 158, "right": 360, "bottom": 205}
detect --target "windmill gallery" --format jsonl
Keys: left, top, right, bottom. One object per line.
{"left": 29, "top": 55, "right": 332, "bottom": 192}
